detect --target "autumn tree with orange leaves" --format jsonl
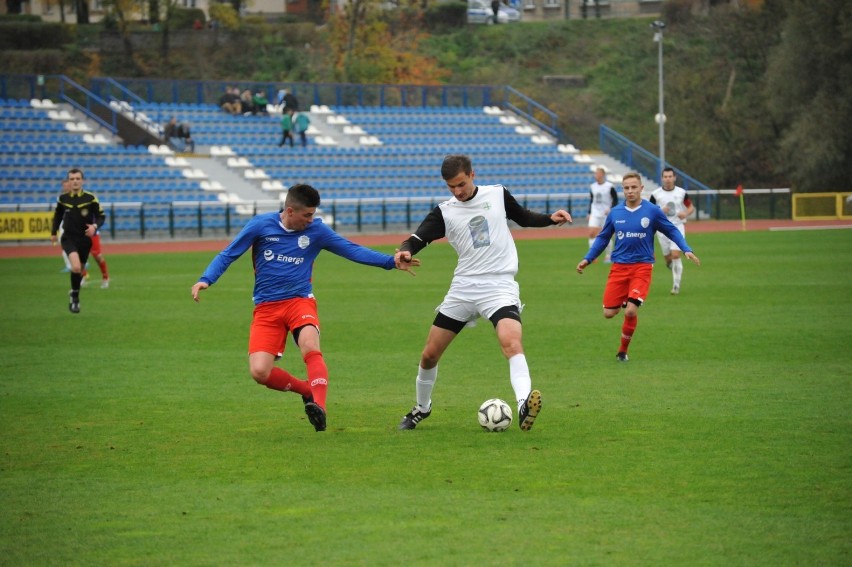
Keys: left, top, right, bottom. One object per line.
{"left": 324, "top": 0, "right": 448, "bottom": 85}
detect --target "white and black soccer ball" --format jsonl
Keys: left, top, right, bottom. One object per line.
{"left": 478, "top": 398, "right": 513, "bottom": 432}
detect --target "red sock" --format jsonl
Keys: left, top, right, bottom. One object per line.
{"left": 620, "top": 315, "right": 637, "bottom": 353}
{"left": 97, "top": 258, "right": 109, "bottom": 279}
{"left": 304, "top": 350, "right": 328, "bottom": 410}
{"left": 264, "top": 367, "right": 311, "bottom": 397}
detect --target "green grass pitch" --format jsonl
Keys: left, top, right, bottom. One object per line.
{"left": 1, "top": 229, "right": 850, "bottom": 565}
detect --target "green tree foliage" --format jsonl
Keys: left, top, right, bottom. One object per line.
{"left": 100, "top": 0, "right": 148, "bottom": 72}
{"left": 209, "top": 1, "right": 240, "bottom": 30}
{"left": 0, "top": 22, "right": 72, "bottom": 49}
{"left": 8, "top": 3, "right": 851, "bottom": 191}
{"left": 323, "top": 0, "right": 447, "bottom": 84}
{"left": 766, "top": 0, "right": 852, "bottom": 192}
{"left": 664, "top": 1, "right": 787, "bottom": 189}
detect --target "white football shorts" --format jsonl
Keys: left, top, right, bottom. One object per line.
{"left": 437, "top": 275, "right": 522, "bottom": 326}
{"left": 656, "top": 223, "right": 686, "bottom": 255}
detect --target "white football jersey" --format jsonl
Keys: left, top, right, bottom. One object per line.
{"left": 589, "top": 181, "right": 615, "bottom": 217}
{"left": 650, "top": 185, "right": 689, "bottom": 226}
{"left": 438, "top": 184, "right": 518, "bottom": 279}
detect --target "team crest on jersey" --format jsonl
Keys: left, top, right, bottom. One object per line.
{"left": 641, "top": 217, "right": 650, "bottom": 228}
{"left": 81, "top": 208, "right": 89, "bottom": 217}
{"left": 298, "top": 235, "right": 310, "bottom": 249}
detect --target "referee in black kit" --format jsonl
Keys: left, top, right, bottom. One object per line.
{"left": 50, "top": 168, "right": 106, "bottom": 314}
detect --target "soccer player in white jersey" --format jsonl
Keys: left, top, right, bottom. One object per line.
{"left": 577, "top": 172, "right": 700, "bottom": 362}
{"left": 649, "top": 167, "right": 695, "bottom": 295}
{"left": 588, "top": 167, "right": 619, "bottom": 262}
{"left": 394, "top": 154, "right": 573, "bottom": 431}
{"left": 191, "top": 184, "right": 419, "bottom": 432}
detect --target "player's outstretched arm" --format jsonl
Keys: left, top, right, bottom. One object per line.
{"left": 685, "top": 252, "right": 700, "bottom": 266}
{"left": 191, "top": 281, "right": 209, "bottom": 302}
{"left": 576, "top": 259, "right": 590, "bottom": 274}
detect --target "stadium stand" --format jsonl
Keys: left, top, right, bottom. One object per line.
{"left": 0, "top": 97, "right": 245, "bottom": 235}
{"left": 1, "top": 92, "right": 605, "bottom": 236}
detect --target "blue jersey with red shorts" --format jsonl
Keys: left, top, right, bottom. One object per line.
{"left": 199, "top": 212, "right": 395, "bottom": 305}
{"left": 584, "top": 199, "right": 692, "bottom": 265}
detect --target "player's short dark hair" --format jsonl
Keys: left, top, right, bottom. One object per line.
{"left": 67, "top": 167, "right": 84, "bottom": 179}
{"left": 285, "top": 184, "right": 320, "bottom": 209}
{"left": 441, "top": 154, "right": 472, "bottom": 180}
{"left": 662, "top": 166, "right": 675, "bottom": 175}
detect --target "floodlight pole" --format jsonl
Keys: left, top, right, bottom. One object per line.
{"left": 652, "top": 20, "right": 666, "bottom": 183}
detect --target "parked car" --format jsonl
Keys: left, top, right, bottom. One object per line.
{"left": 467, "top": 0, "right": 521, "bottom": 24}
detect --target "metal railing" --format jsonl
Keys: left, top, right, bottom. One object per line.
{"left": 1, "top": 190, "right": 792, "bottom": 242}
{"left": 600, "top": 124, "right": 712, "bottom": 192}
{"left": 0, "top": 74, "right": 120, "bottom": 136}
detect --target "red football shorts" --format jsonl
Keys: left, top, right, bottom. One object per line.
{"left": 602, "top": 263, "right": 653, "bottom": 309}
{"left": 90, "top": 233, "right": 102, "bottom": 256}
{"left": 248, "top": 297, "right": 320, "bottom": 356}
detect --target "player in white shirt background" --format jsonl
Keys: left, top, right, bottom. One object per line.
{"left": 588, "top": 167, "right": 619, "bottom": 263}
{"left": 649, "top": 167, "right": 695, "bottom": 295}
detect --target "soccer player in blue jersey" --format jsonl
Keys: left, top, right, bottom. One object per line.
{"left": 191, "top": 184, "right": 419, "bottom": 431}
{"left": 576, "top": 172, "right": 700, "bottom": 362}
{"left": 393, "top": 154, "right": 573, "bottom": 432}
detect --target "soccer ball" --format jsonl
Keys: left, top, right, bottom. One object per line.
{"left": 478, "top": 398, "right": 513, "bottom": 432}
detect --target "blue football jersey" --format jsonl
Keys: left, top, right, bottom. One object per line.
{"left": 585, "top": 199, "right": 692, "bottom": 264}
{"left": 199, "top": 212, "right": 395, "bottom": 304}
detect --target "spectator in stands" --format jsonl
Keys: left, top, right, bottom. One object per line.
{"left": 219, "top": 87, "right": 241, "bottom": 115}
{"left": 252, "top": 91, "right": 269, "bottom": 115}
{"left": 164, "top": 117, "right": 195, "bottom": 153}
{"left": 190, "top": 183, "right": 419, "bottom": 432}
{"left": 279, "top": 88, "right": 299, "bottom": 112}
{"left": 279, "top": 108, "right": 294, "bottom": 147}
{"left": 51, "top": 168, "right": 106, "bottom": 314}
{"left": 293, "top": 110, "right": 310, "bottom": 148}
{"left": 491, "top": 0, "right": 500, "bottom": 23}
{"left": 240, "top": 89, "right": 256, "bottom": 115}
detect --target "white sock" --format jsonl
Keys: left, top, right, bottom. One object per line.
{"left": 508, "top": 353, "right": 532, "bottom": 411}
{"left": 416, "top": 365, "right": 437, "bottom": 411}
{"left": 588, "top": 237, "right": 596, "bottom": 249}
{"left": 62, "top": 251, "right": 72, "bottom": 270}
{"left": 672, "top": 257, "right": 683, "bottom": 287}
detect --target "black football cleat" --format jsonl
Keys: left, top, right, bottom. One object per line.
{"left": 518, "top": 389, "right": 542, "bottom": 431}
